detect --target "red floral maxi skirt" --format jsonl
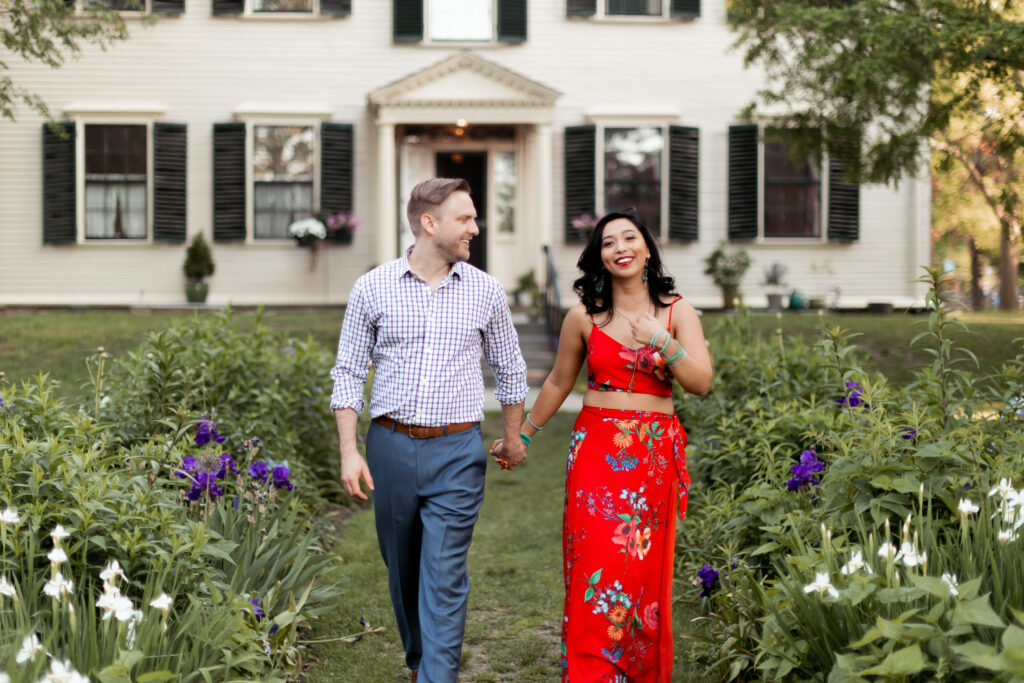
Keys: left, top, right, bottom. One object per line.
{"left": 561, "top": 407, "right": 690, "bottom": 683}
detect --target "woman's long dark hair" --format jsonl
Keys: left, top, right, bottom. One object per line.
{"left": 572, "top": 209, "right": 677, "bottom": 319}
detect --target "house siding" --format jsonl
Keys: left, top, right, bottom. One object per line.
{"left": 0, "top": 0, "right": 928, "bottom": 307}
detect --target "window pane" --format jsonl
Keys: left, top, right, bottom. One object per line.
{"left": 764, "top": 137, "right": 820, "bottom": 237}
{"left": 494, "top": 151, "right": 516, "bottom": 233}
{"left": 254, "top": 182, "right": 314, "bottom": 239}
{"left": 85, "top": 124, "right": 147, "bottom": 240}
{"left": 607, "top": 0, "right": 661, "bottom": 15}
{"left": 429, "top": 0, "right": 493, "bottom": 41}
{"left": 254, "top": 126, "right": 314, "bottom": 182}
{"left": 604, "top": 127, "right": 662, "bottom": 234}
{"left": 85, "top": 0, "right": 145, "bottom": 10}
{"left": 253, "top": 0, "right": 312, "bottom": 11}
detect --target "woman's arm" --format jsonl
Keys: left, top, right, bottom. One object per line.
{"left": 665, "top": 299, "right": 713, "bottom": 396}
{"left": 521, "top": 305, "right": 588, "bottom": 435}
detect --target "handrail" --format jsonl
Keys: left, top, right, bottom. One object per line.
{"left": 541, "top": 244, "right": 564, "bottom": 351}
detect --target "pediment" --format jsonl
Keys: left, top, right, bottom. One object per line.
{"left": 370, "top": 52, "right": 560, "bottom": 109}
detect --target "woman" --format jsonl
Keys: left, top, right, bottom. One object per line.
{"left": 492, "top": 210, "right": 712, "bottom": 681}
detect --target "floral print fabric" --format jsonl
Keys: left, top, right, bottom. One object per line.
{"left": 561, "top": 406, "right": 689, "bottom": 682}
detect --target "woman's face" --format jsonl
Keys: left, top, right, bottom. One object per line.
{"left": 599, "top": 218, "right": 650, "bottom": 280}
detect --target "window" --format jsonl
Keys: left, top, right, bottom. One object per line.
{"left": 763, "top": 131, "right": 821, "bottom": 238}
{"left": 604, "top": 127, "right": 663, "bottom": 234}
{"left": 607, "top": 0, "right": 661, "bottom": 15}
{"left": 253, "top": 0, "right": 312, "bottom": 10}
{"left": 428, "top": 0, "right": 493, "bottom": 41}
{"left": 253, "top": 126, "right": 315, "bottom": 239}
{"left": 84, "top": 125, "right": 148, "bottom": 240}
{"left": 494, "top": 150, "right": 517, "bottom": 233}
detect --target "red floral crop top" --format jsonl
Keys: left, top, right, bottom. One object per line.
{"left": 585, "top": 296, "right": 682, "bottom": 396}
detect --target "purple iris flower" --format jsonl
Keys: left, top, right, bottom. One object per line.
{"left": 249, "top": 461, "right": 269, "bottom": 482}
{"left": 175, "top": 456, "right": 197, "bottom": 479}
{"left": 835, "top": 382, "right": 867, "bottom": 408}
{"left": 251, "top": 598, "right": 265, "bottom": 621}
{"left": 697, "top": 565, "right": 720, "bottom": 598}
{"left": 272, "top": 465, "right": 294, "bottom": 491}
{"left": 219, "top": 454, "right": 240, "bottom": 477}
{"left": 787, "top": 450, "right": 825, "bottom": 491}
{"left": 194, "top": 418, "right": 226, "bottom": 446}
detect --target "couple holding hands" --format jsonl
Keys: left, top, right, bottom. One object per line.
{"left": 330, "top": 177, "right": 712, "bottom": 683}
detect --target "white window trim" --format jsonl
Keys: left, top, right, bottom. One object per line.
{"left": 70, "top": 112, "right": 160, "bottom": 245}
{"left": 234, "top": 111, "right": 329, "bottom": 244}
{"left": 593, "top": 0, "right": 673, "bottom": 22}
{"left": 241, "top": 0, "right": 326, "bottom": 19}
{"left": 421, "top": 0, "right": 499, "bottom": 46}
{"left": 589, "top": 117, "right": 675, "bottom": 242}
{"left": 756, "top": 136, "right": 829, "bottom": 245}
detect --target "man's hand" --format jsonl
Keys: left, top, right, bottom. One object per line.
{"left": 340, "top": 448, "right": 373, "bottom": 500}
{"left": 489, "top": 438, "right": 527, "bottom": 470}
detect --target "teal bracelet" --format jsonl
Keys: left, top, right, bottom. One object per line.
{"left": 663, "top": 343, "right": 684, "bottom": 364}
{"left": 667, "top": 346, "right": 688, "bottom": 367}
{"left": 520, "top": 432, "right": 532, "bottom": 447}
{"left": 526, "top": 413, "right": 544, "bottom": 431}
{"left": 657, "top": 332, "right": 672, "bottom": 355}
{"left": 649, "top": 329, "right": 664, "bottom": 347}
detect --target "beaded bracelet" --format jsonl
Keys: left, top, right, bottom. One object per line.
{"left": 520, "top": 432, "right": 532, "bottom": 447}
{"left": 526, "top": 413, "right": 544, "bottom": 431}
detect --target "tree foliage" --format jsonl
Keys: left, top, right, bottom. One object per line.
{"left": 728, "top": 0, "right": 1024, "bottom": 308}
{"left": 0, "top": 0, "right": 135, "bottom": 121}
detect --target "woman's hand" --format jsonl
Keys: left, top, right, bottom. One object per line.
{"left": 628, "top": 310, "right": 668, "bottom": 349}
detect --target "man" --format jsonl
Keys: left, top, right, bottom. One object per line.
{"left": 330, "top": 177, "right": 529, "bottom": 683}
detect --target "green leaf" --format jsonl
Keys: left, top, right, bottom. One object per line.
{"left": 952, "top": 641, "right": 1004, "bottom": 672}
{"left": 584, "top": 587, "right": 594, "bottom": 602}
{"left": 908, "top": 573, "right": 955, "bottom": 600}
{"left": 1002, "top": 624, "right": 1024, "bottom": 651}
{"left": 137, "top": 672, "right": 177, "bottom": 683}
{"left": 589, "top": 568, "right": 602, "bottom": 584}
{"left": 860, "top": 644, "right": 926, "bottom": 676}
{"left": 953, "top": 595, "right": 1005, "bottom": 629}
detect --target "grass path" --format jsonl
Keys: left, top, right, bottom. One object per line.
{"left": 304, "top": 412, "right": 712, "bottom": 682}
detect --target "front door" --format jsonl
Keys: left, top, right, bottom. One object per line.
{"left": 436, "top": 151, "right": 487, "bottom": 271}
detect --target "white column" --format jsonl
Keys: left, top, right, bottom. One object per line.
{"left": 535, "top": 123, "right": 554, "bottom": 284}
{"left": 375, "top": 122, "right": 397, "bottom": 267}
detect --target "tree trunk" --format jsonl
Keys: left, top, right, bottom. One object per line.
{"left": 998, "top": 218, "right": 1020, "bottom": 311}
{"left": 969, "top": 237, "right": 985, "bottom": 311}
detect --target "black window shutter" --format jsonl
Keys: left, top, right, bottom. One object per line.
{"left": 153, "top": 123, "right": 188, "bottom": 243}
{"left": 828, "top": 155, "right": 860, "bottom": 241}
{"left": 152, "top": 0, "right": 184, "bottom": 14}
{"left": 43, "top": 122, "right": 76, "bottom": 245}
{"left": 567, "top": 0, "right": 596, "bottom": 16}
{"left": 321, "top": 122, "right": 354, "bottom": 243}
{"left": 213, "top": 122, "right": 246, "bottom": 242}
{"left": 212, "top": 0, "right": 242, "bottom": 14}
{"left": 728, "top": 124, "right": 758, "bottom": 241}
{"left": 668, "top": 125, "right": 699, "bottom": 242}
{"left": 671, "top": 0, "right": 700, "bottom": 18}
{"left": 497, "top": 0, "right": 527, "bottom": 42}
{"left": 393, "top": 0, "right": 423, "bottom": 43}
{"left": 564, "top": 125, "right": 596, "bottom": 243}
{"left": 320, "top": 0, "right": 351, "bottom": 16}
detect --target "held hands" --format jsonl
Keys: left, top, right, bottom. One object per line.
{"left": 627, "top": 310, "right": 667, "bottom": 349}
{"left": 489, "top": 438, "right": 527, "bottom": 470}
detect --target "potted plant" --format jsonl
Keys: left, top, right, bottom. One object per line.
{"left": 325, "top": 211, "right": 362, "bottom": 244}
{"left": 287, "top": 217, "right": 327, "bottom": 247}
{"left": 762, "top": 262, "right": 789, "bottom": 310}
{"left": 570, "top": 213, "right": 597, "bottom": 241}
{"left": 183, "top": 232, "right": 215, "bottom": 304}
{"left": 703, "top": 241, "right": 751, "bottom": 310}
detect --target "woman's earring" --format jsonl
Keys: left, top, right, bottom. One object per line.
{"left": 642, "top": 259, "right": 650, "bottom": 283}
{"left": 595, "top": 272, "right": 605, "bottom": 294}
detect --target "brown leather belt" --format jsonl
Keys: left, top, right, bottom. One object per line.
{"left": 373, "top": 416, "right": 478, "bottom": 439}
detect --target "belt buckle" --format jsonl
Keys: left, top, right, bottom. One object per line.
{"left": 409, "top": 425, "right": 431, "bottom": 439}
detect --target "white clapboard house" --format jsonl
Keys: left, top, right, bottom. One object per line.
{"left": 0, "top": 0, "right": 930, "bottom": 309}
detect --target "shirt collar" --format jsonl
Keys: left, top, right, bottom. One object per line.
{"left": 399, "top": 246, "right": 464, "bottom": 283}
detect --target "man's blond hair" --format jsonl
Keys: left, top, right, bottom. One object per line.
{"left": 406, "top": 177, "right": 471, "bottom": 235}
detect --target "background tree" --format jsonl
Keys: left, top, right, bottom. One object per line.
{"left": 1, "top": 0, "right": 135, "bottom": 122}
{"left": 727, "top": 0, "right": 1024, "bottom": 310}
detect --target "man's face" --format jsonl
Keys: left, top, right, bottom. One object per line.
{"left": 428, "top": 190, "right": 479, "bottom": 264}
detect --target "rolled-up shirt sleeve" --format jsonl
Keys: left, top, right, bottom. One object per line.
{"left": 330, "top": 277, "right": 375, "bottom": 412}
{"left": 482, "top": 285, "right": 529, "bottom": 405}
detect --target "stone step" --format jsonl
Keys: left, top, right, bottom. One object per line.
{"left": 483, "top": 318, "right": 557, "bottom": 388}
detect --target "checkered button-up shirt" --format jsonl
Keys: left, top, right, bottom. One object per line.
{"left": 330, "top": 252, "right": 528, "bottom": 425}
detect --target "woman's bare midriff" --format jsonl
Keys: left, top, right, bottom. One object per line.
{"left": 582, "top": 389, "right": 674, "bottom": 414}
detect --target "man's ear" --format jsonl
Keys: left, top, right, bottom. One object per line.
{"left": 420, "top": 212, "right": 437, "bottom": 236}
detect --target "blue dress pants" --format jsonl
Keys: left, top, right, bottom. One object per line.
{"left": 366, "top": 421, "right": 486, "bottom": 683}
